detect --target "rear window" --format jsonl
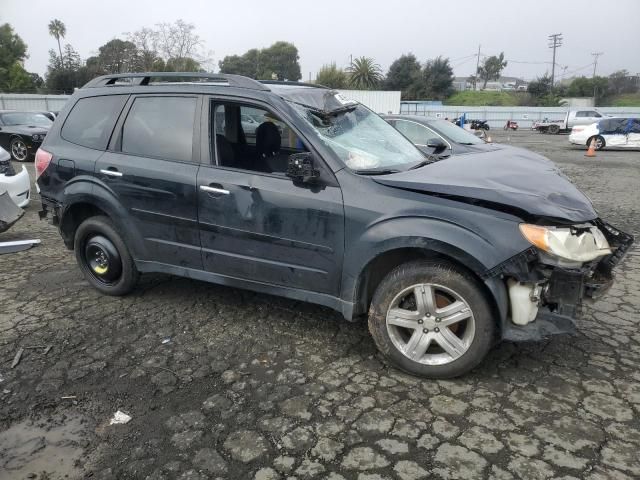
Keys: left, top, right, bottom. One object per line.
{"left": 121, "top": 96, "right": 197, "bottom": 162}
{"left": 62, "top": 95, "right": 127, "bottom": 150}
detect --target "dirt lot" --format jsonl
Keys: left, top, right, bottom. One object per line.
{"left": 1, "top": 131, "right": 639, "bottom": 480}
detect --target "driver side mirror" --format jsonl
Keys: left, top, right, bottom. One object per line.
{"left": 287, "top": 152, "right": 320, "bottom": 183}
{"left": 426, "top": 138, "right": 447, "bottom": 150}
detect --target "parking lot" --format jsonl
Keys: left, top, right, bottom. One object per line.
{"left": 1, "top": 130, "right": 639, "bottom": 479}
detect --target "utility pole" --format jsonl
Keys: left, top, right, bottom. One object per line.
{"left": 474, "top": 44, "right": 481, "bottom": 91}
{"left": 591, "top": 52, "right": 604, "bottom": 102}
{"left": 548, "top": 33, "right": 563, "bottom": 88}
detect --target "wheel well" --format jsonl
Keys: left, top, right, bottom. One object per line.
{"left": 60, "top": 203, "right": 109, "bottom": 249}
{"left": 353, "top": 247, "right": 499, "bottom": 322}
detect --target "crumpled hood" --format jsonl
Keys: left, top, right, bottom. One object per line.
{"left": 374, "top": 147, "right": 597, "bottom": 223}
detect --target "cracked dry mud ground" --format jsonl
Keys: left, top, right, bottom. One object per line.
{"left": 1, "top": 131, "right": 639, "bottom": 480}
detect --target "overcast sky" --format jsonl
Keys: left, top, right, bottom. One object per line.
{"left": 3, "top": 0, "right": 640, "bottom": 82}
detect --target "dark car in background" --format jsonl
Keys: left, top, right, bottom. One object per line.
{"left": 36, "top": 73, "right": 633, "bottom": 378}
{"left": 383, "top": 114, "right": 501, "bottom": 157}
{"left": 0, "top": 111, "right": 52, "bottom": 162}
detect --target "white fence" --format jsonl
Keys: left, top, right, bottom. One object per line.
{"left": 0, "top": 94, "right": 71, "bottom": 111}
{"left": 2, "top": 94, "right": 638, "bottom": 129}
{"left": 399, "top": 104, "right": 640, "bottom": 129}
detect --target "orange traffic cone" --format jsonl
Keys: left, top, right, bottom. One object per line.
{"left": 585, "top": 138, "right": 597, "bottom": 157}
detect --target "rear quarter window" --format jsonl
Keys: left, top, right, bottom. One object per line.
{"left": 61, "top": 95, "right": 127, "bottom": 150}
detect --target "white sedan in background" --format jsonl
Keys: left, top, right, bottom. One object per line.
{"left": 0, "top": 145, "right": 31, "bottom": 207}
{"left": 569, "top": 117, "right": 640, "bottom": 150}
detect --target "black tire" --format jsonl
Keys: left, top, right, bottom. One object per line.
{"left": 588, "top": 135, "right": 605, "bottom": 150}
{"left": 548, "top": 124, "right": 560, "bottom": 134}
{"left": 9, "top": 137, "right": 29, "bottom": 162}
{"left": 74, "top": 216, "right": 139, "bottom": 296}
{"left": 482, "top": 125, "right": 490, "bottom": 131}
{"left": 368, "top": 261, "right": 495, "bottom": 378}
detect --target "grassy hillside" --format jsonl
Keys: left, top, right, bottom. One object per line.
{"left": 609, "top": 93, "right": 640, "bottom": 107}
{"left": 444, "top": 91, "right": 520, "bottom": 106}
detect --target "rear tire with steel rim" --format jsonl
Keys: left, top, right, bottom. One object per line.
{"left": 74, "top": 216, "right": 139, "bottom": 296}
{"left": 368, "top": 261, "right": 495, "bottom": 378}
{"left": 10, "top": 137, "right": 29, "bottom": 162}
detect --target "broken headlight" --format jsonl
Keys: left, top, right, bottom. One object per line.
{"left": 519, "top": 224, "right": 612, "bottom": 263}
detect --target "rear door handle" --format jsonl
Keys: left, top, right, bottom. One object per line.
{"left": 200, "top": 185, "right": 230, "bottom": 195}
{"left": 100, "top": 169, "right": 123, "bottom": 177}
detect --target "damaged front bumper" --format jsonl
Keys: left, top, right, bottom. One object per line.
{"left": 486, "top": 221, "right": 634, "bottom": 342}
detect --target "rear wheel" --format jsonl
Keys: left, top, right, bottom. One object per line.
{"left": 74, "top": 216, "right": 139, "bottom": 295}
{"left": 588, "top": 135, "right": 605, "bottom": 150}
{"left": 368, "top": 261, "right": 495, "bottom": 378}
{"left": 10, "top": 137, "right": 29, "bottom": 162}
{"left": 548, "top": 124, "right": 560, "bottom": 134}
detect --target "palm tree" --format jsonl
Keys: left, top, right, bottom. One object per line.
{"left": 347, "top": 56, "right": 382, "bottom": 90}
{"left": 48, "top": 19, "right": 66, "bottom": 68}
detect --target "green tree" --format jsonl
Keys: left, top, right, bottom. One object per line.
{"left": 413, "top": 56, "right": 454, "bottom": 100}
{"left": 608, "top": 70, "right": 637, "bottom": 95}
{"left": 219, "top": 43, "right": 300, "bottom": 80}
{"left": 478, "top": 52, "right": 507, "bottom": 89}
{"left": 0, "top": 23, "right": 38, "bottom": 92}
{"left": 315, "top": 63, "right": 347, "bottom": 88}
{"left": 384, "top": 53, "right": 422, "bottom": 99}
{"left": 45, "top": 44, "right": 84, "bottom": 93}
{"left": 348, "top": 56, "right": 382, "bottom": 90}
{"left": 525, "top": 74, "right": 565, "bottom": 106}
{"left": 527, "top": 74, "right": 552, "bottom": 98}
{"left": 88, "top": 39, "right": 141, "bottom": 74}
{"left": 256, "top": 41, "right": 301, "bottom": 80}
{"left": 164, "top": 56, "right": 201, "bottom": 72}
{"left": 219, "top": 49, "right": 259, "bottom": 77}
{"left": 2, "top": 63, "right": 36, "bottom": 92}
{"left": 48, "top": 19, "right": 66, "bottom": 68}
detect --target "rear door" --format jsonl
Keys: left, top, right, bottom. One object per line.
{"left": 600, "top": 118, "right": 629, "bottom": 147}
{"left": 95, "top": 95, "right": 202, "bottom": 268}
{"left": 196, "top": 97, "right": 345, "bottom": 295}
{"left": 628, "top": 119, "right": 640, "bottom": 147}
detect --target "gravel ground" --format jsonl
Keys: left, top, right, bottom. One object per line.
{"left": 1, "top": 130, "right": 639, "bottom": 480}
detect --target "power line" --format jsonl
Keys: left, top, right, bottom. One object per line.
{"left": 591, "top": 52, "right": 604, "bottom": 99}
{"left": 548, "top": 33, "right": 563, "bottom": 88}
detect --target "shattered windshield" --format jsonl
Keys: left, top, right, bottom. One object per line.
{"left": 289, "top": 102, "right": 425, "bottom": 172}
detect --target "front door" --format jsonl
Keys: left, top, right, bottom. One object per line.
{"left": 96, "top": 94, "right": 202, "bottom": 268}
{"left": 196, "top": 99, "right": 344, "bottom": 295}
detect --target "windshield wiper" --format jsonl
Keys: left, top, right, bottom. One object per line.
{"left": 353, "top": 168, "right": 400, "bottom": 175}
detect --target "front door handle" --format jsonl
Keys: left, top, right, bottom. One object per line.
{"left": 100, "top": 168, "right": 123, "bottom": 177}
{"left": 200, "top": 185, "right": 230, "bottom": 195}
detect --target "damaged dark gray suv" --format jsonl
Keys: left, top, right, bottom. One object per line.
{"left": 36, "top": 73, "right": 633, "bottom": 378}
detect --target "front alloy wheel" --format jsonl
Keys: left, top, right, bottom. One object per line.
{"left": 10, "top": 138, "right": 29, "bottom": 162}
{"left": 368, "top": 261, "right": 495, "bottom": 378}
{"left": 386, "top": 283, "right": 475, "bottom": 365}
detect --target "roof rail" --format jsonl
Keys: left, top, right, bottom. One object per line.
{"left": 83, "top": 72, "right": 270, "bottom": 91}
{"left": 260, "top": 80, "right": 329, "bottom": 89}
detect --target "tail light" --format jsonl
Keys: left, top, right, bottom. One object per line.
{"left": 35, "top": 148, "right": 53, "bottom": 180}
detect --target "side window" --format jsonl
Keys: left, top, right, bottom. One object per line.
{"left": 122, "top": 96, "right": 196, "bottom": 162}
{"left": 394, "top": 120, "right": 430, "bottom": 145}
{"left": 62, "top": 95, "right": 127, "bottom": 150}
{"left": 593, "top": 111, "right": 603, "bottom": 118}
{"left": 211, "top": 101, "right": 307, "bottom": 174}
{"left": 630, "top": 119, "right": 640, "bottom": 134}
{"left": 575, "top": 111, "right": 587, "bottom": 118}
